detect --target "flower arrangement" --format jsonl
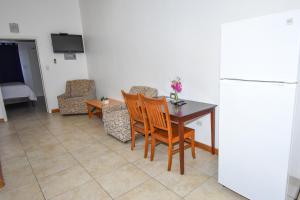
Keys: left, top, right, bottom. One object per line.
{"left": 170, "top": 77, "right": 182, "bottom": 102}
{"left": 171, "top": 77, "right": 182, "bottom": 93}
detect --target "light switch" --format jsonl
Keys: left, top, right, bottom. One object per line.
{"left": 286, "top": 18, "right": 293, "bottom": 25}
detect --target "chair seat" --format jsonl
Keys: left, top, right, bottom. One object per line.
{"left": 140, "top": 95, "right": 196, "bottom": 171}
{"left": 133, "top": 121, "right": 146, "bottom": 133}
{"left": 133, "top": 121, "right": 152, "bottom": 135}
{"left": 153, "top": 123, "right": 194, "bottom": 143}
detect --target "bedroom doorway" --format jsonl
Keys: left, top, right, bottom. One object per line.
{"left": 0, "top": 39, "right": 47, "bottom": 121}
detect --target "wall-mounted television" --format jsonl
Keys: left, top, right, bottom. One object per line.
{"left": 51, "top": 33, "right": 84, "bottom": 53}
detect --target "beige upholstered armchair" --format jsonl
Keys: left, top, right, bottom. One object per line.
{"left": 57, "top": 79, "right": 96, "bottom": 115}
{"left": 102, "top": 86, "right": 158, "bottom": 142}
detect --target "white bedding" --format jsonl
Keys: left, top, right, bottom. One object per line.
{"left": 0, "top": 82, "right": 37, "bottom": 101}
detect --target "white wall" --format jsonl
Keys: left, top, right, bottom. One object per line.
{"left": 79, "top": 0, "right": 300, "bottom": 146}
{"left": 18, "top": 41, "right": 44, "bottom": 97}
{"left": 0, "top": 0, "right": 88, "bottom": 119}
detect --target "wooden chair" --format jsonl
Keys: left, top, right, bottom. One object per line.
{"left": 139, "top": 95, "right": 196, "bottom": 171}
{"left": 0, "top": 161, "right": 4, "bottom": 188}
{"left": 122, "top": 90, "right": 150, "bottom": 158}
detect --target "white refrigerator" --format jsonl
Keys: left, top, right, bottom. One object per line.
{"left": 219, "top": 10, "right": 300, "bottom": 200}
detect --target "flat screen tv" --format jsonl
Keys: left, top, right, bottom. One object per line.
{"left": 51, "top": 33, "right": 84, "bottom": 53}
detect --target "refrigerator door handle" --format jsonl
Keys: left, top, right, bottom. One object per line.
{"left": 220, "top": 78, "right": 298, "bottom": 85}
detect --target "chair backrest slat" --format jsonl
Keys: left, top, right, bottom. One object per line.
{"left": 139, "top": 95, "right": 172, "bottom": 138}
{"left": 122, "top": 90, "right": 144, "bottom": 123}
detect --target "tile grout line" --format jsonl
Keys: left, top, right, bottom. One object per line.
{"left": 130, "top": 160, "right": 185, "bottom": 198}
{"left": 19, "top": 118, "right": 88, "bottom": 199}
{"left": 73, "top": 123, "right": 141, "bottom": 200}
{"left": 2, "top": 112, "right": 112, "bottom": 198}
{"left": 0, "top": 121, "right": 29, "bottom": 194}
{"left": 43, "top": 119, "right": 115, "bottom": 200}
{"left": 15, "top": 125, "right": 47, "bottom": 200}
{"left": 22, "top": 123, "right": 79, "bottom": 181}
{"left": 112, "top": 174, "right": 152, "bottom": 199}
{"left": 70, "top": 120, "right": 160, "bottom": 199}
{"left": 92, "top": 133, "right": 156, "bottom": 199}
{"left": 64, "top": 154, "right": 114, "bottom": 200}
{"left": 4, "top": 113, "right": 222, "bottom": 200}
{"left": 69, "top": 123, "right": 117, "bottom": 200}
{"left": 182, "top": 175, "right": 212, "bottom": 199}
{"left": 130, "top": 149, "right": 216, "bottom": 199}
{"left": 107, "top": 141, "right": 183, "bottom": 199}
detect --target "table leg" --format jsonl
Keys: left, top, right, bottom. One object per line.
{"left": 210, "top": 108, "right": 216, "bottom": 155}
{"left": 87, "top": 105, "right": 92, "bottom": 119}
{"left": 98, "top": 108, "right": 103, "bottom": 118}
{"left": 96, "top": 108, "right": 102, "bottom": 118}
{"left": 178, "top": 121, "right": 185, "bottom": 175}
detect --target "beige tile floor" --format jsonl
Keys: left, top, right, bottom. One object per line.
{"left": 0, "top": 105, "right": 247, "bottom": 200}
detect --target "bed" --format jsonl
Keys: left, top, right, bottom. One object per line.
{"left": 0, "top": 82, "right": 37, "bottom": 104}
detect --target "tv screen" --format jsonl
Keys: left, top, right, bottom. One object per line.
{"left": 51, "top": 34, "right": 84, "bottom": 53}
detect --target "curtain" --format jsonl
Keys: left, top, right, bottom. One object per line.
{"left": 0, "top": 43, "right": 24, "bottom": 84}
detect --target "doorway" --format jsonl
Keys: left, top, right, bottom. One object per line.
{"left": 0, "top": 39, "right": 47, "bottom": 120}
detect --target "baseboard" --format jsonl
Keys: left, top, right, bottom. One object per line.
{"left": 195, "top": 141, "right": 219, "bottom": 155}
{"left": 47, "top": 110, "right": 219, "bottom": 155}
{"left": 51, "top": 108, "right": 60, "bottom": 113}
{"left": 0, "top": 118, "right": 5, "bottom": 123}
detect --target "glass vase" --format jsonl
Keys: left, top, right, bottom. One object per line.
{"left": 170, "top": 92, "right": 179, "bottom": 103}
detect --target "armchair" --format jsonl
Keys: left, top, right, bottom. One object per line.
{"left": 102, "top": 86, "right": 158, "bottom": 142}
{"left": 57, "top": 79, "right": 96, "bottom": 115}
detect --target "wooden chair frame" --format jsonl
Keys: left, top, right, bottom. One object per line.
{"left": 139, "top": 95, "right": 196, "bottom": 171}
{"left": 0, "top": 161, "right": 4, "bottom": 188}
{"left": 122, "top": 90, "right": 150, "bottom": 158}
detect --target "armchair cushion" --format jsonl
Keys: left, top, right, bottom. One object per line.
{"left": 71, "top": 80, "right": 91, "bottom": 97}
{"left": 102, "top": 107, "right": 131, "bottom": 142}
{"left": 65, "top": 79, "right": 95, "bottom": 97}
{"left": 102, "top": 86, "right": 158, "bottom": 142}
{"left": 129, "top": 86, "right": 158, "bottom": 97}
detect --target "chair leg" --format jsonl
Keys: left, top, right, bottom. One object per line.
{"left": 131, "top": 127, "right": 135, "bottom": 151}
{"left": 191, "top": 134, "right": 196, "bottom": 159}
{"left": 150, "top": 136, "right": 156, "bottom": 161}
{"left": 167, "top": 144, "right": 173, "bottom": 171}
{"left": 144, "top": 132, "right": 149, "bottom": 158}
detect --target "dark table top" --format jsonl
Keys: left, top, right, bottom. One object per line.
{"left": 166, "top": 98, "right": 217, "bottom": 122}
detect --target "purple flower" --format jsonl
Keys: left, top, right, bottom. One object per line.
{"left": 171, "top": 77, "right": 182, "bottom": 93}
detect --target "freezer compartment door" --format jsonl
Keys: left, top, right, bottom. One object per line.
{"left": 218, "top": 80, "right": 296, "bottom": 200}
{"left": 221, "top": 10, "right": 300, "bottom": 82}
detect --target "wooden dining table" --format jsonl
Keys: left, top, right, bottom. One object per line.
{"left": 167, "top": 98, "right": 217, "bottom": 175}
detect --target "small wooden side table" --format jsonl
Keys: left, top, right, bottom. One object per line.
{"left": 86, "top": 98, "right": 122, "bottom": 119}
